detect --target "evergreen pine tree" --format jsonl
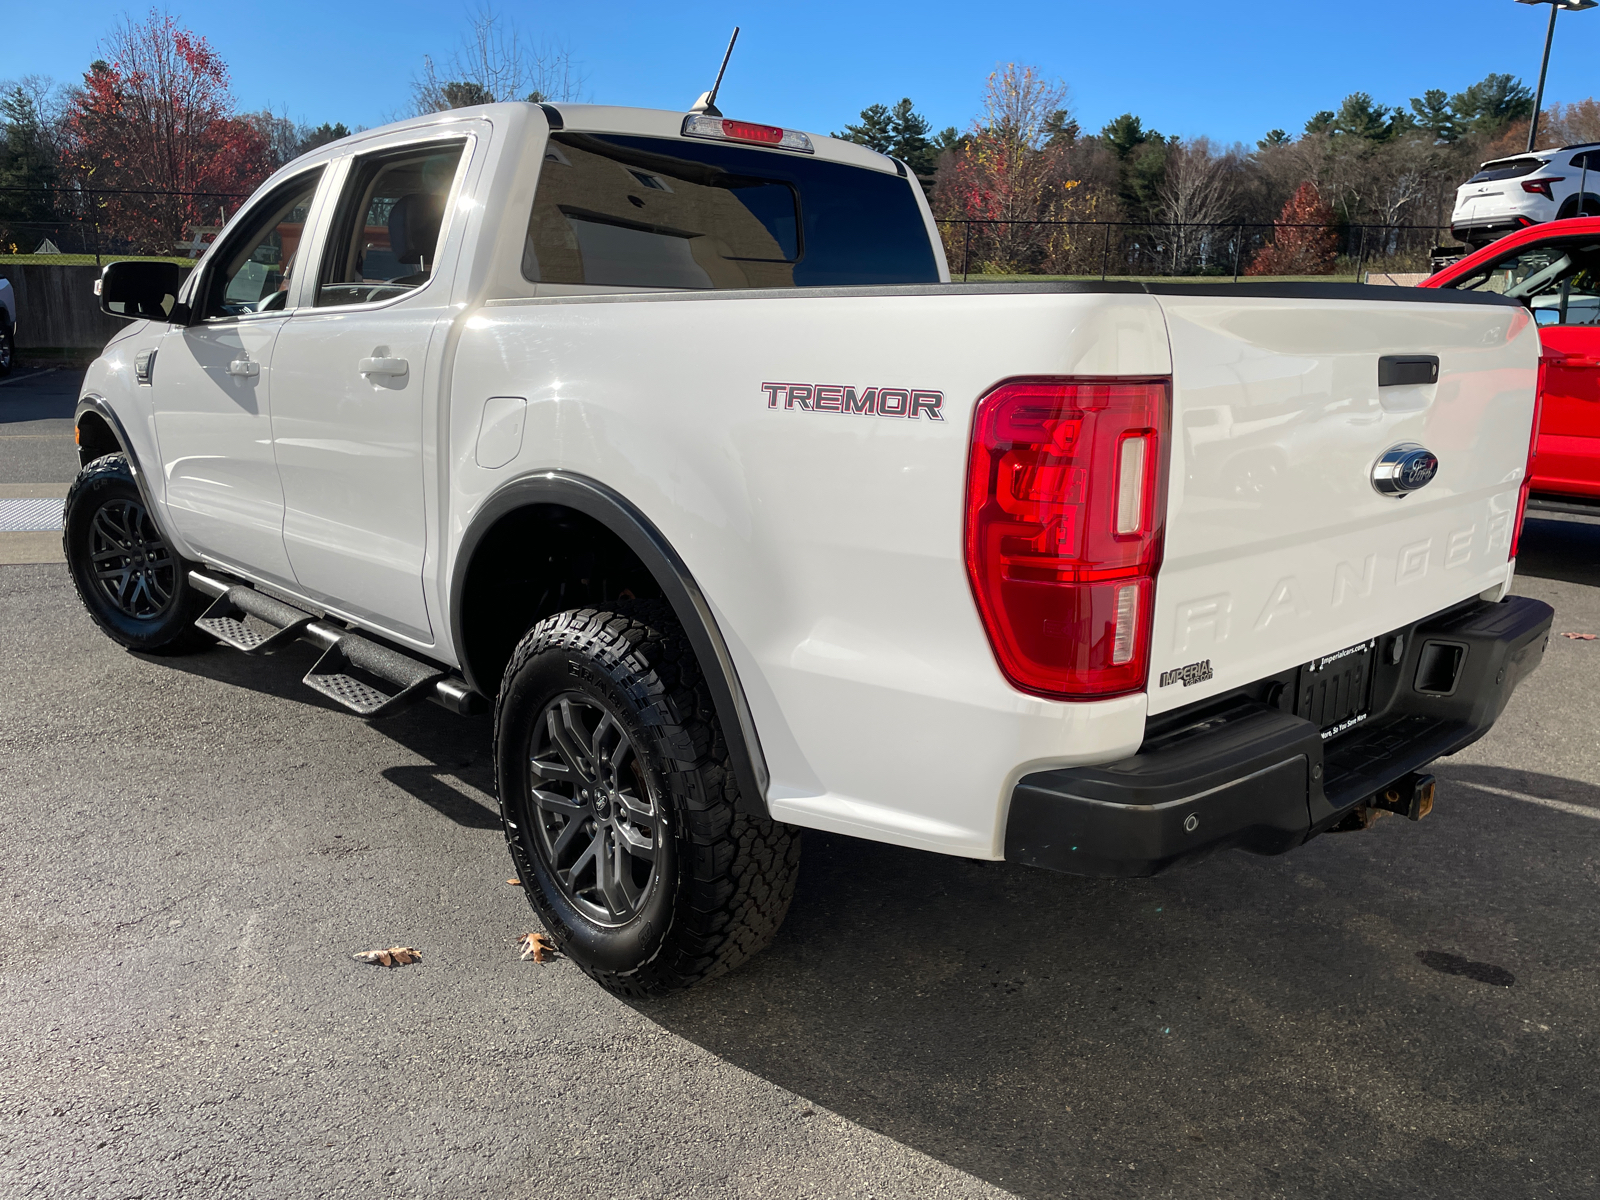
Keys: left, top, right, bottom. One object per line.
{"left": 1409, "top": 89, "right": 1456, "bottom": 142}
{"left": 0, "top": 86, "right": 59, "bottom": 229}
{"left": 836, "top": 103, "right": 894, "bottom": 153}
{"left": 1449, "top": 74, "right": 1534, "bottom": 136}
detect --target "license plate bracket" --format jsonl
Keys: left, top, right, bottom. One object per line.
{"left": 1296, "top": 639, "right": 1377, "bottom": 740}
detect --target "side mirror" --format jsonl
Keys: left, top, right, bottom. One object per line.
{"left": 96, "top": 260, "right": 182, "bottom": 321}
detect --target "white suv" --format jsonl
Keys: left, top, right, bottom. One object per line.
{"left": 1451, "top": 143, "right": 1600, "bottom": 246}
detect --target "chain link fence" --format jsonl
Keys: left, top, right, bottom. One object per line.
{"left": 936, "top": 219, "right": 1459, "bottom": 282}
{"left": 4, "top": 184, "right": 1460, "bottom": 281}
{"left": 0, "top": 185, "right": 249, "bottom": 263}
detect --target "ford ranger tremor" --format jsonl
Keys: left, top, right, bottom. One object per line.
{"left": 72, "top": 101, "right": 1553, "bottom": 995}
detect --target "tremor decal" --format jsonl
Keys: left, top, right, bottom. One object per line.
{"left": 762, "top": 382, "right": 944, "bottom": 421}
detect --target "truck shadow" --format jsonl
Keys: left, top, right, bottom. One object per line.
{"left": 140, "top": 616, "right": 1600, "bottom": 1194}
{"left": 146, "top": 639, "right": 500, "bottom": 831}
{"left": 1516, "top": 513, "right": 1600, "bottom": 588}
{"left": 634, "top": 764, "right": 1600, "bottom": 1199}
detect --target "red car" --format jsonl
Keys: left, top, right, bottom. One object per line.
{"left": 1423, "top": 217, "right": 1600, "bottom": 515}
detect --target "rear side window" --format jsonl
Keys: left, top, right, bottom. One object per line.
{"left": 317, "top": 140, "right": 467, "bottom": 308}
{"left": 523, "top": 133, "right": 938, "bottom": 289}
{"left": 1466, "top": 156, "right": 1545, "bottom": 184}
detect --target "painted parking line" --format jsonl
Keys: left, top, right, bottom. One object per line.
{"left": 0, "top": 497, "right": 65, "bottom": 532}
{"left": 1459, "top": 781, "right": 1600, "bottom": 821}
{"left": 0, "top": 483, "right": 70, "bottom": 499}
{"left": 0, "top": 532, "right": 63, "bottom": 565}
{"left": 0, "top": 368, "right": 52, "bottom": 387}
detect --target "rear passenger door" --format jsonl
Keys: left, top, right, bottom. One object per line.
{"left": 269, "top": 135, "right": 472, "bottom": 643}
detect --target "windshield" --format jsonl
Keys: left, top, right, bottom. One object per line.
{"left": 523, "top": 132, "right": 939, "bottom": 289}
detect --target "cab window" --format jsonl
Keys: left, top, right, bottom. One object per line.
{"left": 1447, "top": 239, "right": 1600, "bottom": 327}
{"left": 199, "top": 170, "right": 321, "bottom": 321}
{"left": 316, "top": 141, "right": 467, "bottom": 308}
{"left": 522, "top": 132, "right": 938, "bottom": 290}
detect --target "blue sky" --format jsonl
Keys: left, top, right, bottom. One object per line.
{"left": 4, "top": 1, "right": 1599, "bottom": 146}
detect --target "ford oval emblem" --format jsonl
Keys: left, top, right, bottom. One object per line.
{"left": 1371, "top": 443, "right": 1439, "bottom": 497}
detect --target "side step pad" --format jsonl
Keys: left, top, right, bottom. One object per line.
{"left": 304, "top": 637, "right": 444, "bottom": 719}
{"left": 196, "top": 587, "right": 314, "bottom": 654}
{"left": 189, "top": 570, "right": 476, "bottom": 718}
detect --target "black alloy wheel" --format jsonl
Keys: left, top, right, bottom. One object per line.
{"left": 87, "top": 496, "right": 176, "bottom": 619}
{"left": 527, "top": 693, "right": 663, "bottom": 926}
{"left": 496, "top": 603, "right": 801, "bottom": 996}
{"left": 64, "top": 453, "right": 207, "bottom": 653}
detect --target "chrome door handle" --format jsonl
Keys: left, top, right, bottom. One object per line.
{"left": 359, "top": 356, "right": 409, "bottom": 377}
{"left": 227, "top": 359, "right": 260, "bottom": 377}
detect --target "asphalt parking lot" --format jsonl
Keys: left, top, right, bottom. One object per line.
{"left": 2, "top": 368, "right": 1597, "bottom": 1199}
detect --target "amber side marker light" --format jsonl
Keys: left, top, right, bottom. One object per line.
{"left": 963, "top": 377, "right": 1170, "bottom": 700}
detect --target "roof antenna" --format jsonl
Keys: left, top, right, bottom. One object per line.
{"left": 690, "top": 27, "right": 739, "bottom": 116}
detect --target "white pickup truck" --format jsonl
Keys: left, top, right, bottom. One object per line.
{"left": 74, "top": 101, "right": 1552, "bottom": 995}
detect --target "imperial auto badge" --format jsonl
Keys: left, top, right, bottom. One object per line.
{"left": 1371, "top": 443, "right": 1439, "bottom": 497}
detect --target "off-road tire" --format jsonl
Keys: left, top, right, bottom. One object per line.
{"left": 64, "top": 453, "right": 208, "bottom": 654}
{"left": 495, "top": 602, "right": 800, "bottom": 996}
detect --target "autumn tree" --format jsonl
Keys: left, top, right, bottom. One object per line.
{"left": 935, "top": 65, "right": 1101, "bottom": 274}
{"left": 1246, "top": 182, "right": 1336, "bottom": 275}
{"left": 60, "top": 13, "right": 271, "bottom": 249}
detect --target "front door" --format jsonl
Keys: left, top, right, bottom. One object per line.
{"left": 269, "top": 138, "right": 468, "bottom": 644}
{"left": 152, "top": 169, "right": 324, "bottom": 581}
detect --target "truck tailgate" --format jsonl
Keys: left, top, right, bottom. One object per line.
{"left": 1147, "top": 289, "right": 1537, "bottom": 717}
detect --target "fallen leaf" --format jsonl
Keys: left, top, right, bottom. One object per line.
{"left": 516, "top": 932, "right": 558, "bottom": 962}
{"left": 1561, "top": 632, "right": 1597, "bottom": 640}
{"left": 507, "top": 878, "right": 522, "bottom": 886}
{"left": 353, "top": 946, "right": 421, "bottom": 968}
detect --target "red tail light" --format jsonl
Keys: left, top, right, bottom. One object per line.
{"left": 964, "top": 378, "right": 1169, "bottom": 699}
{"left": 1510, "top": 371, "right": 1545, "bottom": 560}
{"left": 1521, "top": 178, "right": 1557, "bottom": 199}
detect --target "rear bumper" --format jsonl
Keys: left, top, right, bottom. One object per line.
{"left": 1006, "top": 595, "right": 1553, "bottom": 878}
{"left": 1450, "top": 215, "right": 1537, "bottom": 245}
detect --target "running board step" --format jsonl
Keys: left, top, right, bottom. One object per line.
{"left": 188, "top": 569, "right": 481, "bottom": 718}
{"left": 303, "top": 637, "right": 445, "bottom": 718}
{"left": 195, "top": 587, "right": 314, "bottom": 653}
